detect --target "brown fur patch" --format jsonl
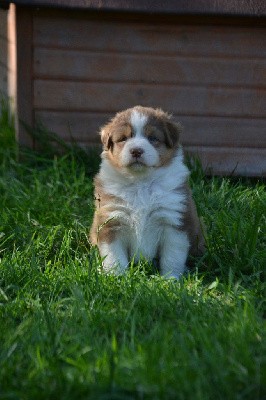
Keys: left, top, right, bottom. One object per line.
{"left": 90, "top": 176, "right": 125, "bottom": 245}
{"left": 179, "top": 182, "right": 205, "bottom": 263}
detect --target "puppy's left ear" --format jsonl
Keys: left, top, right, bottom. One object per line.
{"left": 100, "top": 128, "right": 113, "bottom": 151}
{"left": 164, "top": 121, "right": 182, "bottom": 148}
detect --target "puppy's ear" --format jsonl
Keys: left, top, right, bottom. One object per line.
{"left": 100, "top": 128, "right": 113, "bottom": 150}
{"left": 164, "top": 121, "right": 182, "bottom": 148}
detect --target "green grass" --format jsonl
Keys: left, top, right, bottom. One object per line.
{"left": 0, "top": 108, "right": 265, "bottom": 399}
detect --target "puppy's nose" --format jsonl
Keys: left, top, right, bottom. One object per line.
{"left": 130, "top": 147, "right": 144, "bottom": 158}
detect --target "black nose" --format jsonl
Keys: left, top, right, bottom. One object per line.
{"left": 130, "top": 147, "right": 144, "bottom": 158}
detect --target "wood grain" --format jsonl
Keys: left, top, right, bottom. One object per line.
{"left": 34, "top": 80, "right": 266, "bottom": 118}
{"left": 12, "top": 8, "right": 266, "bottom": 175}
{"left": 11, "top": 0, "right": 266, "bottom": 17}
{"left": 186, "top": 146, "right": 266, "bottom": 176}
{"left": 33, "top": 17, "right": 266, "bottom": 58}
{"left": 35, "top": 111, "right": 266, "bottom": 149}
{"left": 56, "top": 140, "right": 266, "bottom": 176}
{"left": 33, "top": 48, "right": 266, "bottom": 88}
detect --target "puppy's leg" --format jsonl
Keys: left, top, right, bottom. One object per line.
{"left": 160, "top": 227, "right": 190, "bottom": 279}
{"left": 99, "top": 239, "right": 129, "bottom": 274}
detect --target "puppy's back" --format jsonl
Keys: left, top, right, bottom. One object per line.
{"left": 182, "top": 184, "right": 205, "bottom": 261}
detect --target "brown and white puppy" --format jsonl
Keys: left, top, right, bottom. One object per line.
{"left": 90, "top": 106, "right": 204, "bottom": 279}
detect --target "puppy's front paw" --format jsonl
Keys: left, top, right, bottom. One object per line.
{"left": 102, "top": 260, "right": 128, "bottom": 275}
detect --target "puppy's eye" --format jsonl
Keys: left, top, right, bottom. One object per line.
{"left": 118, "top": 136, "right": 127, "bottom": 143}
{"left": 148, "top": 135, "right": 160, "bottom": 144}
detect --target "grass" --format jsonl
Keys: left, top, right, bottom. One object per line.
{"left": 0, "top": 105, "right": 265, "bottom": 399}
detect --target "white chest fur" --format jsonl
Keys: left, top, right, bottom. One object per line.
{"left": 118, "top": 180, "right": 186, "bottom": 259}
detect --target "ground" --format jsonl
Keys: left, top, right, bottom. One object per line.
{"left": 0, "top": 105, "right": 265, "bottom": 399}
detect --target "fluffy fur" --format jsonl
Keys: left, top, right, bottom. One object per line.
{"left": 90, "top": 106, "right": 205, "bottom": 279}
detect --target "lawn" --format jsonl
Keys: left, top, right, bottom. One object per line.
{"left": 0, "top": 104, "right": 265, "bottom": 399}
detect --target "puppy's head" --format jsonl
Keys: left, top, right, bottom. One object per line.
{"left": 100, "top": 106, "right": 182, "bottom": 173}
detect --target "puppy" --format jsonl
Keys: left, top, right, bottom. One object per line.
{"left": 90, "top": 106, "right": 205, "bottom": 279}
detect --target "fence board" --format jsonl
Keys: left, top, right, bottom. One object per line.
{"left": 35, "top": 111, "right": 266, "bottom": 148}
{"left": 186, "top": 146, "right": 266, "bottom": 176}
{"left": 33, "top": 17, "right": 266, "bottom": 58}
{"left": 33, "top": 48, "right": 266, "bottom": 88}
{"left": 34, "top": 80, "right": 266, "bottom": 118}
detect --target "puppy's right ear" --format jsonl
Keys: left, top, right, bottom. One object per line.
{"left": 100, "top": 128, "right": 113, "bottom": 151}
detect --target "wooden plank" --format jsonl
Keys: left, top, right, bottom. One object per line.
{"left": 186, "top": 146, "right": 266, "bottom": 176}
{"left": 10, "top": 0, "right": 266, "bottom": 17}
{"left": 16, "top": 6, "right": 34, "bottom": 148}
{"left": 33, "top": 48, "right": 266, "bottom": 88}
{"left": 35, "top": 111, "right": 266, "bottom": 148}
{"left": 33, "top": 16, "right": 266, "bottom": 58}
{"left": 179, "top": 116, "right": 266, "bottom": 148}
{"left": 52, "top": 140, "right": 266, "bottom": 176}
{"left": 33, "top": 80, "right": 266, "bottom": 118}
{"left": 34, "top": 111, "right": 107, "bottom": 142}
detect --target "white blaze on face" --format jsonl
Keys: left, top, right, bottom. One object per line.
{"left": 130, "top": 110, "right": 148, "bottom": 137}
